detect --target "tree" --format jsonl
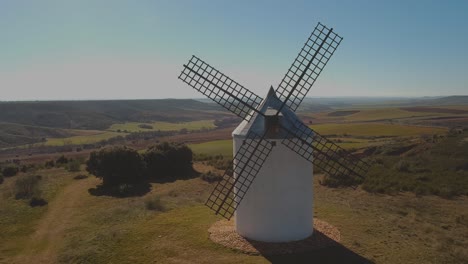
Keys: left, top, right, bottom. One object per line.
{"left": 2, "top": 166, "right": 19, "bottom": 177}
{"left": 143, "top": 142, "right": 193, "bottom": 180}
{"left": 86, "top": 146, "right": 145, "bottom": 186}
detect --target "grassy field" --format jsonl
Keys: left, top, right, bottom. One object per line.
{"left": 344, "top": 108, "right": 439, "bottom": 122}
{"left": 186, "top": 123, "right": 447, "bottom": 156}
{"left": 43, "top": 131, "right": 123, "bottom": 146}
{"left": 108, "top": 120, "right": 215, "bottom": 133}
{"left": 0, "top": 168, "right": 75, "bottom": 260}
{"left": 0, "top": 166, "right": 467, "bottom": 264}
{"left": 189, "top": 140, "right": 233, "bottom": 157}
{"left": 312, "top": 123, "right": 447, "bottom": 137}
{"left": 306, "top": 107, "right": 468, "bottom": 125}
{"left": 311, "top": 108, "right": 436, "bottom": 122}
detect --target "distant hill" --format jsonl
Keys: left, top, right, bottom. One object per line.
{"left": 416, "top": 96, "right": 468, "bottom": 106}
{"left": 0, "top": 99, "right": 227, "bottom": 130}
{"left": 301, "top": 96, "right": 468, "bottom": 108}
{"left": 0, "top": 123, "right": 73, "bottom": 148}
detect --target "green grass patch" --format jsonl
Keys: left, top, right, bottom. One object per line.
{"left": 108, "top": 120, "right": 215, "bottom": 133}
{"left": 189, "top": 140, "right": 233, "bottom": 157}
{"left": 363, "top": 131, "right": 468, "bottom": 197}
{"left": 43, "top": 131, "right": 123, "bottom": 146}
{"left": 0, "top": 168, "right": 74, "bottom": 256}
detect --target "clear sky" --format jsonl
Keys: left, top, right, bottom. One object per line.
{"left": 1, "top": 0, "right": 467, "bottom": 101}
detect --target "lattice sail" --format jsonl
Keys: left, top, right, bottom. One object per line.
{"left": 179, "top": 55, "right": 263, "bottom": 121}
{"left": 276, "top": 22, "right": 343, "bottom": 112}
{"left": 205, "top": 131, "right": 274, "bottom": 220}
{"left": 280, "top": 120, "right": 370, "bottom": 181}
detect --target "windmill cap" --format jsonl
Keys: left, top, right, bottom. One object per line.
{"left": 265, "top": 107, "right": 283, "bottom": 117}
{"left": 232, "top": 87, "right": 309, "bottom": 139}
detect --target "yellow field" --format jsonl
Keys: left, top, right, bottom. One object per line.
{"left": 344, "top": 108, "right": 438, "bottom": 121}
{"left": 310, "top": 108, "right": 444, "bottom": 123}
{"left": 108, "top": 120, "right": 215, "bottom": 133}
{"left": 312, "top": 123, "right": 447, "bottom": 137}
{"left": 44, "top": 131, "right": 123, "bottom": 146}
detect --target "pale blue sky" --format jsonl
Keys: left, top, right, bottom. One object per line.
{"left": 1, "top": 0, "right": 467, "bottom": 100}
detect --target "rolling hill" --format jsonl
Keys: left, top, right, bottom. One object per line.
{"left": 0, "top": 99, "right": 227, "bottom": 130}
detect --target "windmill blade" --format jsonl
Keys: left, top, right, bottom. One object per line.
{"left": 279, "top": 120, "right": 370, "bottom": 181}
{"left": 276, "top": 22, "right": 343, "bottom": 113}
{"left": 205, "top": 131, "right": 274, "bottom": 220}
{"left": 179, "top": 55, "right": 263, "bottom": 121}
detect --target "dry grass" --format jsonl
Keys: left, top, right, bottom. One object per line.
{"left": 1, "top": 163, "right": 467, "bottom": 263}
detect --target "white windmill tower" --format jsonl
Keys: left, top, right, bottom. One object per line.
{"left": 179, "top": 22, "right": 370, "bottom": 242}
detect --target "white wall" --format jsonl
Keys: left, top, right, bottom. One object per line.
{"left": 233, "top": 136, "right": 313, "bottom": 242}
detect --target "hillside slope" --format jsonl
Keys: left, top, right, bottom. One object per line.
{"left": 0, "top": 99, "right": 226, "bottom": 130}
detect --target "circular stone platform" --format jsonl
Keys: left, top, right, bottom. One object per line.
{"left": 208, "top": 218, "right": 341, "bottom": 255}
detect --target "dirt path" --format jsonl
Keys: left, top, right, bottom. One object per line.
{"left": 11, "top": 177, "right": 98, "bottom": 264}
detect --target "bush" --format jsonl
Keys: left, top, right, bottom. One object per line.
{"left": 138, "top": 124, "right": 153, "bottom": 129}
{"left": 56, "top": 155, "right": 69, "bottom": 165}
{"left": 15, "top": 175, "right": 41, "bottom": 199}
{"left": 319, "top": 173, "right": 363, "bottom": 188}
{"left": 86, "top": 146, "right": 145, "bottom": 187}
{"left": 0, "top": 174, "right": 3, "bottom": 185}
{"left": 144, "top": 196, "right": 166, "bottom": 211}
{"left": 44, "top": 160, "right": 55, "bottom": 168}
{"left": 143, "top": 142, "right": 193, "bottom": 180}
{"left": 66, "top": 159, "right": 81, "bottom": 172}
{"left": 394, "top": 159, "right": 411, "bottom": 172}
{"left": 200, "top": 171, "right": 223, "bottom": 183}
{"left": 73, "top": 174, "right": 88, "bottom": 180}
{"left": 3, "top": 166, "right": 19, "bottom": 177}
{"left": 204, "top": 155, "right": 231, "bottom": 170}
{"left": 29, "top": 197, "right": 47, "bottom": 207}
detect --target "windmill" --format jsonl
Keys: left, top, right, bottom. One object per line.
{"left": 178, "top": 22, "right": 370, "bottom": 242}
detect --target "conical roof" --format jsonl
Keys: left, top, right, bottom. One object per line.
{"left": 232, "top": 87, "right": 307, "bottom": 138}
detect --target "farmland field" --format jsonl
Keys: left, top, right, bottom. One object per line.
{"left": 312, "top": 123, "right": 447, "bottom": 137}
{"left": 108, "top": 120, "right": 215, "bottom": 133}
{"left": 189, "top": 139, "right": 233, "bottom": 157}
{"left": 43, "top": 131, "right": 123, "bottom": 146}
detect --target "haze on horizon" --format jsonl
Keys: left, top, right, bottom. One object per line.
{"left": 1, "top": 0, "right": 467, "bottom": 101}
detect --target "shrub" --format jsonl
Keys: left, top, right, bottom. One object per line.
{"left": 15, "top": 175, "right": 41, "bottom": 199}
{"left": 144, "top": 196, "right": 166, "bottom": 211}
{"left": 206, "top": 155, "right": 231, "bottom": 170}
{"left": 143, "top": 142, "right": 193, "bottom": 180}
{"left": 66, "top": 159, "right": 81, "bottom": 172}
{"left": 86, "top": 146, "right": 145, "bottom": 187}
{"left": 2, "top": 166, "right": 19, "bottom": 177}
{"left": 0, "top": 174, "right": 3, "bottom": 185}
{"left": 44, "top": 160, "right": 55, "bottom": 168}
{"left": 29, "top": 197, "right": 47, "bottom": 207}
{"left": 73, "top": 174, "right": 88, "bottom": 180}
{"left": 319, "top": 173, "right": 363, "bottom": 188}
{"left": 393, "top": 159, "right": 411, "bottom": 172}
{"left": 200, "top": 171, "right": 223, "bottom": 183}
{"left": 56, "top": 155, "right": 69, "bottom": 165}
{"left": 138, "top": 124, "right": 153, "bottom": 129}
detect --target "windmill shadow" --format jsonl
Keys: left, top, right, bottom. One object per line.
{"left": 249, "top": 230, "right": 373, "bottom": 264}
